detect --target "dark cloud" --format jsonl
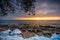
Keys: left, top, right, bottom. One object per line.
{"left": 37, "top": 0, "right": 60, "bottom": 4}
{"left": 48, "top": 0, "right": 60, "bottom": 4}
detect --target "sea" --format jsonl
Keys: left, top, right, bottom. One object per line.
{"left": 0, "top": 20, "right": 60, "bottom": 27}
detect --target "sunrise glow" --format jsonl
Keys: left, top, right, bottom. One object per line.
{"left": 15, "top": 17, "right": 60, "bottom": 20}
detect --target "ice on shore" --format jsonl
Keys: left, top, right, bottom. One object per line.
{"left": 0, "top": 29, "right": 60, "bottom": 40}
{"left": 10, "top": 29, "right": 22, "bottom": 35}
{"left": 0, "top": 35, "right": 50, "bottom": 40}
{"left": 0, "top": 29, "right": 11, "bottom": 35}
{"left": 50, "top": 33, "right": 60, "bottom": 40}
{"left": 0, "top": 29, "right": 22, "bottom": 35}
{"left": 24, "top": 35, "right": 50, "bottom": 40}
{"left": 51, "top": 33, "right": 60, "bottom": 38}
{"left": 0, "top": 35, "right": 23, "bottom": 40}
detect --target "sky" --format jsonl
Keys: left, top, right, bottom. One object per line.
{"left": 1, "top": 0, "right": 60, "bottom": 20}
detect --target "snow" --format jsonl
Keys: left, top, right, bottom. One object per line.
{"left": 10, "top": 29, "right": 22, "bottom": 35}
{"left": 0, "top": 29, "right": 60, "bottom": 40}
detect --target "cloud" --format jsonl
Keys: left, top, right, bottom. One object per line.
{"left": 37, "top": 0, "right": 60, "bottom": 4}
{"left": 35, "top": 9, "right": 57, "bottom": 15}
{"left": 34, "top": 0, "right": 60, "bottom": 16}
{"left": 1, "top": 0, "right": 60, "bottom": 20}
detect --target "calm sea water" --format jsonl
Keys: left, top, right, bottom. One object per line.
{"left": 0, "top": 20, "right": 60, "bottom": 26}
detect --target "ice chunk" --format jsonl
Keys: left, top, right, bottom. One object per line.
{"left": 0, "top": 29, "right": 11, "bottom": 35}
{"left": 24, "top": 35, "right": 50, "bottom": 40}
{"left": 10, "top": 29, "right": 22, "bottom": 35}
{"left": 0, "top": 35, "right": 23, "bottom": 40}
{"left": 51, "top": 33, "right": 60, "bottom": 40}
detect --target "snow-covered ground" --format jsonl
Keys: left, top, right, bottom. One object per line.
{"left": 0, "top": 29, "right": 60, "bottom": 40}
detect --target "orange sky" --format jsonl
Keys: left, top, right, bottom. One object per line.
{"left": 15, "top": 17, "right": 60, "bottom": 20}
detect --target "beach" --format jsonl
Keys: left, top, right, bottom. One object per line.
{"left": 0, "top": 24, "right": 60, "bottom": 40}
{"left": 0, "top": 24, "right": 60, "bottom": 38}
{"left": 0, "top": 20, "right": 60, "bottom": 40}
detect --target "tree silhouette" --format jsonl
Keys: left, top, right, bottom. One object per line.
{"left": 0, "top": 0, "right": 36, "bottom": 16}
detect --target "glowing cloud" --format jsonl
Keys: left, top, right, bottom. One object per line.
{"left": 15, "top": 17, "right": 60, "bottom": 20}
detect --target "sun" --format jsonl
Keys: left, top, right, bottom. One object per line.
{"left": 34, "top": 18, "right": 40, "bottom": 20}
{"left": 31, "top": 17, "right": 42, "bottom": 20}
